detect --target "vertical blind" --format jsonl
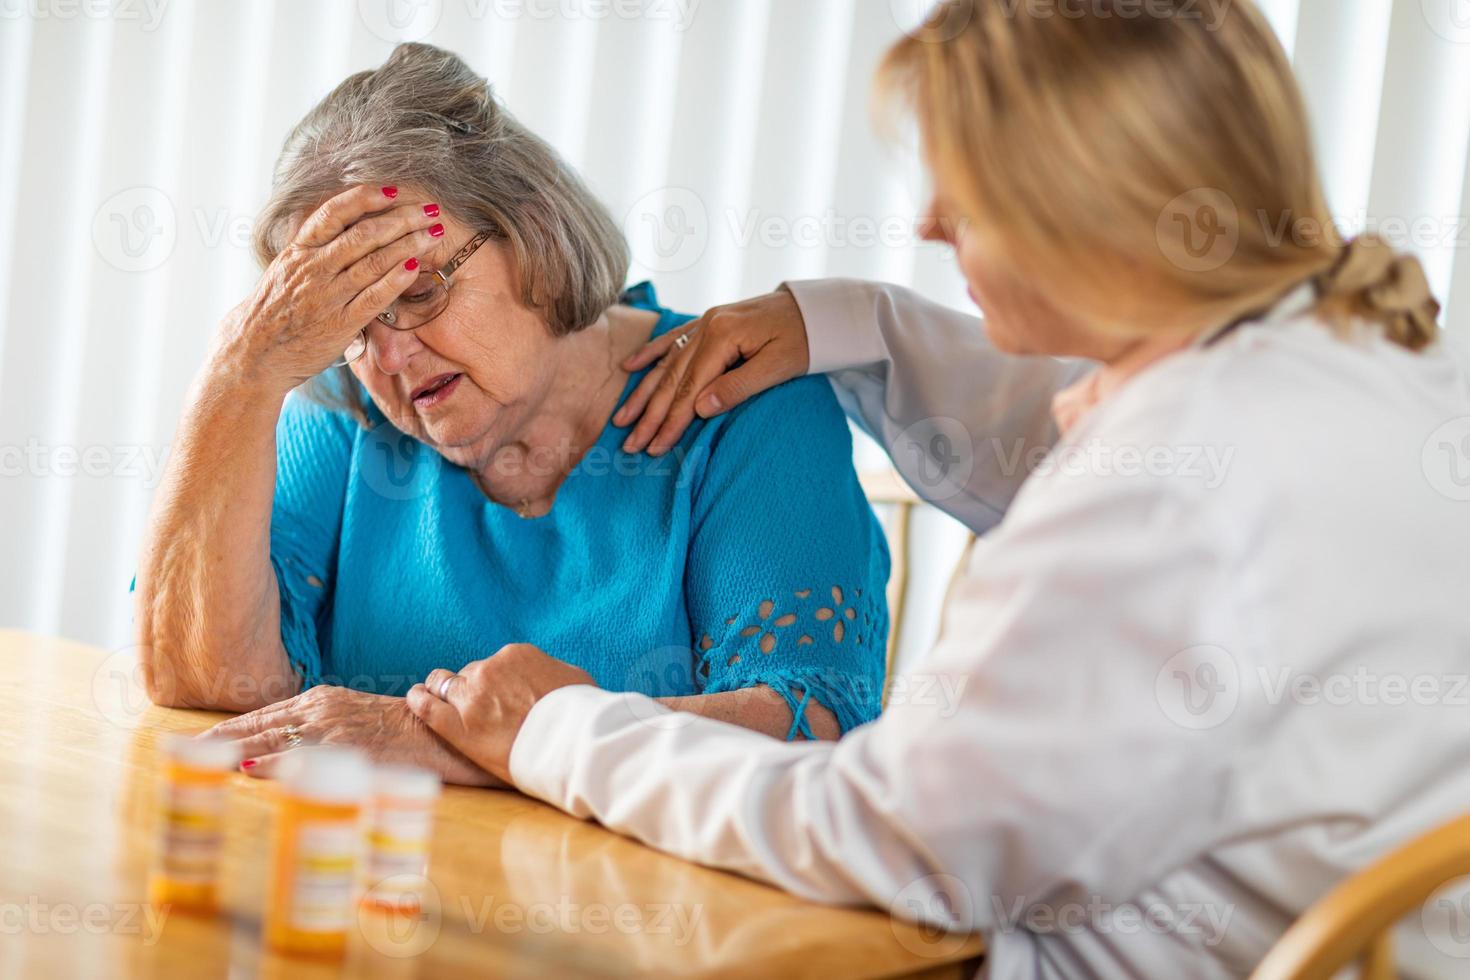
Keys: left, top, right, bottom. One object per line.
{"left": 0, "top": 0, "right": 1464, "bottom": 654}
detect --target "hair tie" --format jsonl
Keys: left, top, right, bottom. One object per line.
{"left": 1314, "top": 235, "right": 1441, "bottom": 350}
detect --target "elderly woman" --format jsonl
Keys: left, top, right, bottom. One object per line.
{"left": 133, "top": 43, "right": 889, "bottom": 782}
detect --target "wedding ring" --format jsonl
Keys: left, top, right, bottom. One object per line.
{"left": 436, "top": 674, "right": 459, "bottom": 700}
{"left": 279, "top": 724, "right": 304, "bottom": 749}
{"left": 673, "top": 331, "right": 691, "bottom": 350}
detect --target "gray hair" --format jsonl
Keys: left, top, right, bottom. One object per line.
{"left": 253, "top": 43, "right": 630, "bottom": 411}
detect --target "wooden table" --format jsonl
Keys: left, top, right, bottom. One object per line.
{"left": 0, "top": 631, "right": 983, "bottom": 978}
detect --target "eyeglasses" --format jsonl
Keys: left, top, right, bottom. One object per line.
{"left": 341, "top": 231, "right": 492, "bottom": 365}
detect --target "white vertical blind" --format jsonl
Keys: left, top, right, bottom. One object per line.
{"left": 2, "top": 12, "right": 114, "bottom": 639}
{"left": 0, "top": 1, "right": 1462, "bottom": 656}
{"left": 739, "top": 0, "right": 856, "bottom": 292}
{"left": 1255, "top": 0, "right": 1302, "bottom": 51}
{"left": 1292, "top": 0, "right": 1393, "bottom": 224}
{"left": 1368, "top": 0, "right": 1470, "bottom": 308}
{"left": 653, "top": 0, "right": 770, "bottom": 302}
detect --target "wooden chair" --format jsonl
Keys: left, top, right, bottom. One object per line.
{"left": 859, "top": 468, "right": 977, "bottom": 705}
{"left": 859, "top": 468, "right": 920, "bottom": 693}
{"left": 1250, "top": 811, "right": 1470, "bottom": 980}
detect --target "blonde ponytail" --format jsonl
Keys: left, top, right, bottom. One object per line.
{"left": 1314, "top": 236, "right": 1441, "bottom": 351}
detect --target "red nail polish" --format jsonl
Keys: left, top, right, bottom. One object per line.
{"left": 423, "top": 203, "right": 440, "bottom": 217}
{"left": 428, "top": 223, "right": 445, "bottom": 238}
{"left": 239, "top": 759, "right": 257, "bottom": 770}
{"left": 382, "top": 186, "right": 398, "bottom": 198}
{"left": 404, "top": 257, "right": 419, "bottom": 271}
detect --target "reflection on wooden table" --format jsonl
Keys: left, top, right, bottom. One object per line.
{"left": 0, "top": 631, "right": 983, "bottom": 978}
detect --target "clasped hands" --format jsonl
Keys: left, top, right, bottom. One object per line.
{"left": 199, "top": 643, "right": 595, "bottom": 786}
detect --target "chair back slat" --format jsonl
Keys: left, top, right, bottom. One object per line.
{"left": 1251, "top": 812, "right": 1470, "bottom": 980}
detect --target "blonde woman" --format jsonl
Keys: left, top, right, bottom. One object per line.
{"left": 404, "top": 1, "right": 1470, "bottom": 975}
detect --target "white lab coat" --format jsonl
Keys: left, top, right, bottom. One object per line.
{"left": 510, "top": 279, "right": 1470, "bottom": 979}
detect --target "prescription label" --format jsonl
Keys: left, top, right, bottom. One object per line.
{"left": 287, "top": 820, "right": 362, "bottom": 932}
{"left": 364, "top": 806, "right": 433, "bottom": 908}
{"left": 366, "top": 807, "right": 432, "bottom": 877}
{"left": 156, "top": 781, "right": 228, "bottom": 884}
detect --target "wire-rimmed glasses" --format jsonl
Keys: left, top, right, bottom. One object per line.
{"left": 341, "top": 230, "right": 492, "bottom": 365}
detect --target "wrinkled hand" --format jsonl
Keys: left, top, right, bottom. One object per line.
{"left": 200, "top": 685, "right": 500, "bottom": 786}
{"left": 613, "top": 287, "right": 811, "bottom": 455}
{"left": 215, "top": 183, "right": 443, "bottom": 391}
{"left": 407, "top": 644, "right": 597, "bottom": 784}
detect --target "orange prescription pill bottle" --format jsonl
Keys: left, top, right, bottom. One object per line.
{"left": 361, "top": 764, "right": 442, "bottom": 915}
{"left": 264, "top": 745, "right": 372, "bottom": 958}
{"left": 149, "top": 735, "right": 242, "bottom": 913}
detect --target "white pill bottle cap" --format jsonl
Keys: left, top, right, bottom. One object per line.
{"left": 161, "top": 734, "right": 243, "bottom": 771}
{"left": 280, "top": 745, "right": 373, "bottom": 805}
{"left": 372, "top": 764, "right": 442, "bottom": 803}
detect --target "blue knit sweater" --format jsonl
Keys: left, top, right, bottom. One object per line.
{"left": 269, "top": 282, "right": 890, "bottom": 736}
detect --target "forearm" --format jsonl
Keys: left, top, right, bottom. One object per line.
{"left": 134, "top": 346, "right": 297, "bottom": 711}
{"left": 786, "top": 278, "right": 1089, "bottom": 532}
{"left": 658, "top": 685, "right": 840, "bottom": 741}
{"left": 510, "top": 687, "right": 926, "bottom": 912}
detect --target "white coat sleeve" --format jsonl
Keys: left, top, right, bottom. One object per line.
{"left": 508, "top": 450, "right": 1243, "bottom": 938}
{"left": 783, "top": 278, "right": 1091, "bottom": 534}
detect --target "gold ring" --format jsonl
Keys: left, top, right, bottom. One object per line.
{"left": 280, "top": 724, "right": 304, "bottom": 749}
